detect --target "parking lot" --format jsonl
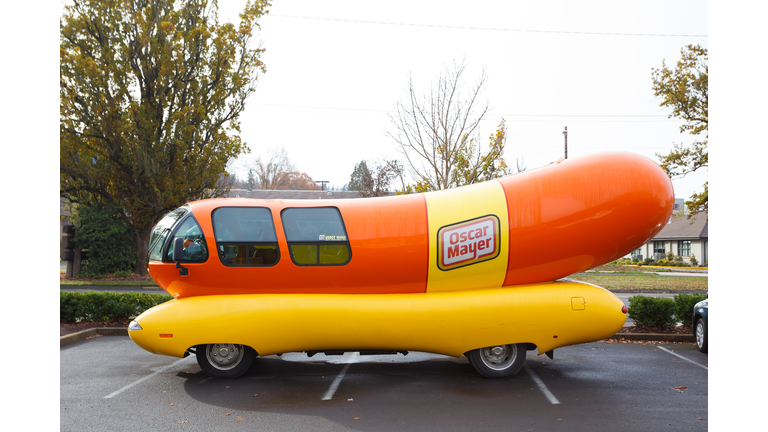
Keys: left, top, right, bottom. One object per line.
{"left": 61, "top": 335, "right": 707, "bottom": 431}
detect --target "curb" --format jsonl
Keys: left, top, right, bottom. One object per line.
{"left": 60, "top": 328, "right": 129, "bottom": 347}
{"left": 59, "top": 328, "right": 694, "bottom": 348}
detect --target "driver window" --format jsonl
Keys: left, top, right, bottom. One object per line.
{"left": 166, "top": 216, "right": 209, "bottom": 262}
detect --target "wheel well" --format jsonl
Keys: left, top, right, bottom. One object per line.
{"left": 186, "top": 344, "right": 260, "bottom": 357}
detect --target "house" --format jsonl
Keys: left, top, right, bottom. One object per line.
{"left": 626, "top": 211, "right": 708, "bottom": 265}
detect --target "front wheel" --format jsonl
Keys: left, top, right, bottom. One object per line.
{"left": 695, "top": 318, "right": 708, "bottom": 353}
{"left": 466, "top": 343, "right": 527, "bottom": 379}
{"left": 196, "top": 344, "right": 255, "bottom": 378}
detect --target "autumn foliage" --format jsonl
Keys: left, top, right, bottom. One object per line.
{"left": 60, "top": 0, "right": 271, "bottom": 274}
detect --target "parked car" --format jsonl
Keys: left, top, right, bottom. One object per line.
{"left": 692, "top": 297, "right": 708, "bottom": 353}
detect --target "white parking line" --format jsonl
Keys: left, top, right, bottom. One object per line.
{"left": 322, "top": 352, "right": 359, "bottom": 401}
{"left": 103, "top": 357, "right": 194, "bottom": 399}
{"left": 523, "top": 363, "right": 560, "bottom": 405}
{"left": 656, "top": 346, "right": 708, "bottom": 370}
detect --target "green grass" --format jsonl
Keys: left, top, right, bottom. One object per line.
{"left": 587, "top": 263, "right": 671, "bottom": 274}
{"left": 60, "top": 280, "right": 159, "bottom": 287}
{"left": 569, "top": 275, "right": 708, "bottom": 291}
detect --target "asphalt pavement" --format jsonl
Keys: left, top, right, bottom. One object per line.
{"left": 60, "top": 335, "right": 708, "bottom": 432}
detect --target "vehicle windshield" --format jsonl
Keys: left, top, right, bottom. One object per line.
{"left": 148, "top": 206, "right": 188, "bottom": 261}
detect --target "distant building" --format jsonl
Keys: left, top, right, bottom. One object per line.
{"left": 626, "top": 211, "right": 708, "bottom": 265}
{"left": 671, "top": 197, "right": 685, "bottom": 218}
{"left": 223, "top": 189, "right": 394, "bottom": 200}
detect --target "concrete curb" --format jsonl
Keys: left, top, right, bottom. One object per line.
{"left": 60, "top": 328, "right": 129, "bottom": 347}
{"left": 59, "top": 328, "right": 694, "bottom": 348}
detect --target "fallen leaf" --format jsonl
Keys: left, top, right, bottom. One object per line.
{"left": 347, "top": 399, "right": 353, "bottom": 401}
{"left": 226, "top": 413, "right": 231, "bottom": 416}
{"left": 236, "top": 417, "right": 246, "bottom": 420}
{"left": 673, "top": 386, "right": 687, "bottom": 390}
{"left": 177, "top": 421, "right": 188, "bottom": 424}
{"left": 354, "top": 417, "right": 359, "bottom": 420}
{"left": 251, "top": 394, "right": 259, "bottom": 397}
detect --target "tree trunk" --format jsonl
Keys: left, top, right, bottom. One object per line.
{"left": 133, "top": 224, "right": 153, "bottom": 276}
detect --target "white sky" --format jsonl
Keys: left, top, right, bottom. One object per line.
{"left": 214, "top": 0, "right": 709, "bottom": 199}
{"left": 12, "top": 2, "right": 766, "bottom": 427}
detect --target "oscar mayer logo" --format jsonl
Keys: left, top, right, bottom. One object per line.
{"left": 437, "top": 215, "right": 500, "bottom": 271}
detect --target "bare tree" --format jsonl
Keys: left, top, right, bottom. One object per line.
{"left": 243, "top": 148, "right": 319, "bottom": 190}
{"left": 387, "top": 59, "right": 491, "bottom": 191}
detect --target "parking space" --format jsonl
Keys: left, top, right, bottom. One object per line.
{"left": 61, "top": 336, "right": 707, "bottom": 431}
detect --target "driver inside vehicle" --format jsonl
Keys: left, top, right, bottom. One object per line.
{"left": 167, "top": 218, "right": 208, "bottom": 262}
{"left": 181, "top": 225, "right": 205, "bottom": 260}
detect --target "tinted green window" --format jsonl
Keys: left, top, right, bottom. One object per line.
{"left": 281, "top": 207, "right": 351, "bottom": 266}
{"left": 213, "top": 207, "right": 279, "bottom": 266}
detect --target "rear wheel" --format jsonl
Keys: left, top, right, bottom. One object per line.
{"left": 695, "top": 318, "right": 708, "bottom": 353}
{"left": 196, "top": 344, "right": 255, "bottom": 378}
{"left": 466, "top": 343, "right": 527, "bottom": 379}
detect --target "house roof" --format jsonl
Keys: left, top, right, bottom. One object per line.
{"left": 653, "top": 212, "right": 708, "bottom": 240}
{"left": 223, "top": 189, "right": 382, "bottom": 200}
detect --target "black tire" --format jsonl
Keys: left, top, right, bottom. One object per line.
{"left": 695, "top": 318, "right": 708, "bottom": 353}
{"left": 466, "top": 343, "right": 527, "bottom": 379}
{"left": 196, "top": 344, "right": 256, "bottom": 378}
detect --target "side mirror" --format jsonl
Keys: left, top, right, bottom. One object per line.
{"left": 172, "top": 237, "right": 188, "bottom": 276}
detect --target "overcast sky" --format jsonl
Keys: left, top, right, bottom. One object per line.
{"left": 212, "top": 0, "right": 709, "bottom": 199}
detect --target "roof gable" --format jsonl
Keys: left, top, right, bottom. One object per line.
{"left": 653, "top": 212, "right": 708, "bottom": 240}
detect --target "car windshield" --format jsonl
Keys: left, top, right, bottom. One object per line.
{"left": 148, "top": 206, "right": 188, "bottom": 261}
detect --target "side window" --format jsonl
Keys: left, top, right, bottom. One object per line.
{"left": 166, "top": 216, "right": 208, "bottom": 262}
{"left": 212, "top": 207, "right": 279, "bottom": 266}
{"left": 281, "top": 207, "right": 351, "bottom": 266}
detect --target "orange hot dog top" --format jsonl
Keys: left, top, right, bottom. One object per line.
{"left": 148, "top": 152, "right": 673, "bottom": 298}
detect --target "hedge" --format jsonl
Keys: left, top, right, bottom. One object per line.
{"left": 60, "top": 291, "right": 173, "bottom": 322}
{"left": 627, "top": 293, "right": 707, "bottom": 329}
{"left": 673, "top": 292, "right": 708, "bottom": 327}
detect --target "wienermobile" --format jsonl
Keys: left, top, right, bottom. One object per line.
{"left": 128, "top": 152, "right": 674, "bottom": 379}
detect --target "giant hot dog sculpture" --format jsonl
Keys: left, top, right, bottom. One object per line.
{"left": 129, "top": 151, "right": 674, "bottom": 378}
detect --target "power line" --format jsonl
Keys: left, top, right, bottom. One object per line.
{"left": 253, "top": 103, "right": 670, "bottom": 118}
{"left": 269, "top": 14, "right": 708, "bottom": 38}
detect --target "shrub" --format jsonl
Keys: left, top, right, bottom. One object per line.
{"left": 643, "top": 257, "right": 655, "bottom": 265}
{"left": 73, "top": 200, "right": 137, "bottom": 277}
{"left": 673, "top": 293, "right": 707, "bottom": 327}
{"left": 690, "top": 254, "right": 698, "bottom": 267}
{"left": 627, "top": 296, "right": 677, "bottom": 329}
{"left": 656, "top": 259, "right": 668, "bottom": 265}
{"left": 60, "top": 291, "right": 173, "bottom": 322}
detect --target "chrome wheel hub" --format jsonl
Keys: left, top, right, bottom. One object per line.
{"left": 696, "top": 322, "right": 705, "bottom": 347}
{"left": 479, "top": 344, "right": 517, "bottom": 371}
{"left": 205, "top": 344, "right": 245, "bottom": 371}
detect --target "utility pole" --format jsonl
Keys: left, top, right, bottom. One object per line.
{"left": 562, "top": 126, "right": 568, "bottom": 159}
